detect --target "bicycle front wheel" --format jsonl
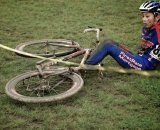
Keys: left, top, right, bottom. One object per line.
{"left": 16, "top": 39, "right": 80, "bottom": 57}
{"left": 5, "top": 68, "right": 84, "bottom": 103}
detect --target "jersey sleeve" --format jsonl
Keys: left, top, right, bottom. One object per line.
{"left": 155, "top": 22, "right": 160, "bottom": 44}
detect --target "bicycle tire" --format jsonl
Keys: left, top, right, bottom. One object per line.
{"left": 5, "top": 68, "right": 84, "bottom": 103}
{"left": 15, "top": 39, "right": 80, "bottom": 57}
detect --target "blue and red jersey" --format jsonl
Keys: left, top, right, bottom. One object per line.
{"left": 140, "top": 22, "right": 160, "bottom": 66}
{"left": 155, "top": 21, "right": 160, "bottom": 44}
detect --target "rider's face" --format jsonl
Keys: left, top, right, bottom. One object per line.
{"left": 142, "top": 12, "right": 156, "bottom": 28}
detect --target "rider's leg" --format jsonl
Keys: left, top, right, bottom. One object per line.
{"left": 85, "top": 39, "right": 154, "bottom": 70}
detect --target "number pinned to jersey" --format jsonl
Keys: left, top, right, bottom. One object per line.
{"left": 150, "top": 45, "right": 160, "bottom": 61}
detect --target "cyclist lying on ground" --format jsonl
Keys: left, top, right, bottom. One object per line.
{"left": 86, "top": 1, "right": 160, "bottom": 70}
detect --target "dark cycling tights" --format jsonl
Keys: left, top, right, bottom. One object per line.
{"left": 85, "top": 39, "right": 154, "bottom": 70}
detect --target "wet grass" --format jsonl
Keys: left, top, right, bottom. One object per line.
{"left": 0, "top": 0, "right": 159, "bottom": 130}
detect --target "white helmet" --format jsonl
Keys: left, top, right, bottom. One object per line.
{"left": 139, "top": 1, "right": 160, "bottom": 14}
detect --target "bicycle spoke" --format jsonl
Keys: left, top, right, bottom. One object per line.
{"left": 15, "top": 73, "right": 73, "bottom": 97}
{"left": 50, "top": 79, "right": 66, "bottom": 94}
{"left": 26, "top": 43, "right": 73, "bottom": 55}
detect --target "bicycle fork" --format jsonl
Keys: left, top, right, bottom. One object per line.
{"left": 79, "top": 49, "right": 104, "bottom": 79}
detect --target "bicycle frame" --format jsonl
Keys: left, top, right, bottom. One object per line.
{"left": 36, "top": 27, "right": 102, "bottom": 76}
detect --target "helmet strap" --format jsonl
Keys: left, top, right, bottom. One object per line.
{"left": 154, "top": 12, "right": 158, "bottom": 17}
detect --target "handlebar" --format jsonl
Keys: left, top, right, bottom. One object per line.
{"left": 83, "top": 27, "right": 102, "bottom": 45}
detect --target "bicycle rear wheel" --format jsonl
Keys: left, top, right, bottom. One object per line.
{"left": 5, "top": 68, "right": 84, "bottom": 103}
{"left": 16, "top": 39, "right": 80, "bottom": 57}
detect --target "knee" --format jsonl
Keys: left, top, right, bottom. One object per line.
{"left": 101, "top": 39, "right": 119, "bottom": 47}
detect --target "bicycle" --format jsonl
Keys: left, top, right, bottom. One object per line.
{"left": 5, "top": 27, "right": 103, "bottom": 103}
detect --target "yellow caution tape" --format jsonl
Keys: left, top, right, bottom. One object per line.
{"left": 0, "top": 43, "right": 79, "bottom": 66}
{"left": 0, "top": 44, "right": 160, "bottom": 77}
{"left": 79, "top": 64, "right": 160, "bottom": 77}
